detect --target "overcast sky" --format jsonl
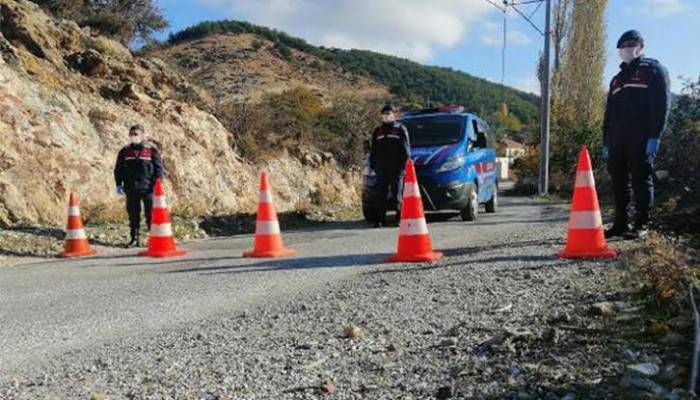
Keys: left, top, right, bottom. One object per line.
{"left": 156, "top": 0, "right": 699, "bottom": 94}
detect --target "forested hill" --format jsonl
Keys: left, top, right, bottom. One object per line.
{"left": 166, "top": 20, "right": 540, "bottom": 124}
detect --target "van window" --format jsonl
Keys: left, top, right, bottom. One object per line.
{"left": 402, "top": 116, "right": 465, "bottom": 148}
{"left": 473, "top": 119, "right": 488, "bottom": 148}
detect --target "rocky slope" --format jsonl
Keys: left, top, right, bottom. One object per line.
{"left": 0, "top": 0, "right": 358, "bottom": 227}
{"left": 154, "top": 33, "right": 389, "bottom": 107}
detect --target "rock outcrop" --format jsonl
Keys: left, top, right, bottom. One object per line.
{"left": 0, "top": 0, "right": 357, "bottom": 227}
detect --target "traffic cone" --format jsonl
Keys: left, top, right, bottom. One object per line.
{"left": 389, "top": 160, "right": 443, "bottom": 263}
{"left": 138, "top": 179, "right": 187, "bottom": 258}
{"left": 559, "top": 146, "right": 618, "bottom": 259}
{"left": 243, "top": 171, "right": 296, "bottom": 258}
{"left": 58, "top": 192, "right": 97, "bottom": 258}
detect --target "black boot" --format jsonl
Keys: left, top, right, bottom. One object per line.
{"left": 623, "top": 224, "right": 650, "bottom": 240}
{"left": 604, "top": 223, "right": 630, "bottom": 239}
{"left": 126, "top": 230, "right": 140, "bottom": 248}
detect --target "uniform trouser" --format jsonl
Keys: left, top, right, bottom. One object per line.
{"left": 607, "top": 141, "right": 654, "bottom": 228}
{"left": 126, "top": 191, "right": 153, "bottom": 234}
{"left": 374, "top": 172, "right": 404, "bottom": 223}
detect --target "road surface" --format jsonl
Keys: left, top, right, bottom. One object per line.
{"left": 1, "top": 191, "right": 599, "bottom": 399}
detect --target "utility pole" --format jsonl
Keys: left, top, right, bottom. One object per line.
{"left": 538, "top": 0, "right": 552, "bottom": 196}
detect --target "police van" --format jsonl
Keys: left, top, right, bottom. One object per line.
{"left": 362, "top": 105, "right": 498, "bottom": 222}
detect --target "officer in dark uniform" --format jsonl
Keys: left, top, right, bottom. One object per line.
{"left": 369, "top": 104, "right": 411, "bottom": 228}
{"left": 114, "top": 124, "right": 164, "bottom": 247}
{"left": 603, "top": 30, "right": 670, "bottom": 240}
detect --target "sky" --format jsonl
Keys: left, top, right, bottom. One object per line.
{"left": 154, "top": 0, "right": 700, "bottom": 94}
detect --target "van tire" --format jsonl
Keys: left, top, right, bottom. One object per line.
{"left": 485, "top": 186, "right": 498, "bottom": 213}
{"left": 460, "top": 186, "right": 478, "bottom": 221}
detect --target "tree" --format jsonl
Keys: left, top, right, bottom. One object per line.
{"left": 548, "top": 0, "right": 609, "bottom": 191}
{"left": 31, "top": 0, "right": 168, "bottom": 45}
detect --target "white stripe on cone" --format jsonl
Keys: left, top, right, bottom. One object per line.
{"left": 568, "top": 211, "right": 603, "bottom": 229}
{"left": 259, "top": 190, "right": 273, "bottom": 204}
{"left": 403, "top": 182, "right": 420, "bottom": 199}
{"left": 65, "top": 229, "right": 87, "bottom": 240}
{"left": 153, "top": 195, "right": 167, "bottom": 209}
{"left": 256, "top": 220, "right": 281, "bottom": 235}
{"left": 574, "top": 170, "right": 595, "bottom": 188}
{"left": 68, "top": 206, "right": 81, "bottom": 216}
{"left": 150, "top": 223, "right": 173, "bottom": 237}
{"left": 399, "top": 218, "right": 429, "bottom": 236}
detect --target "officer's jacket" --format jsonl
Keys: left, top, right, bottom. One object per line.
{"left": 114, "top": 142, "right": 163, "bottom": 193}
{"left": 603, "top": 57, "right": 670, "bottom": 146}
{"left": 369, "top": 122, "right": 411, "bottom": 176}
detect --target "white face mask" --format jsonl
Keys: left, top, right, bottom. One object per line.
{"left": 619, "top": 46, "right": 642, "bottom": 64}
{"left": 130, "top": 135, "right": 143, "bottom": 144}
{"left": 381, "top": 113, "right": 395, "bottom": 124}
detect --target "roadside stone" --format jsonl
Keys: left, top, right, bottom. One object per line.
{"left": 90, "top": 392, "right": 107, "bottom": 400}
{"left": 343, "top": 326, "right": 362, "bottom": 339}
{"left": 591, "top": 302, "right": 617, "bottom": 316}
{"left": 621, "top": 349, "right": 639, "bottom": 360}
{"left": 440, "top": 337, "right": 459, "bottom": 348}
{"left": 627, "top": 363, "right": 660, "bottom": 377}
{"left": 320, "top": 380, "right": 336, "bottom": 394}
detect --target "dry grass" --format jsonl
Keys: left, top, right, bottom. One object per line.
{"left": 620, "top": 233, "right": 693, "bottom": 312}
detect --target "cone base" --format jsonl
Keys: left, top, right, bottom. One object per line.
{"left": 558, "top": 247, "right": 618, "bottom": 260}
{"left": 138, "top": 248, "right": 187, "bottom": 258}
{"left": 58, "top": 249, "right": 97, "bottom": 258}
{"left": 388, "top": 251, "right": 443, "bottom": 263}
{"left": 243, "top": 247, "right": 297, "bottom": 258}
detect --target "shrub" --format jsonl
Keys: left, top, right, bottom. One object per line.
{"left": 620, "top": 233, "right": 692, "bottom": 312}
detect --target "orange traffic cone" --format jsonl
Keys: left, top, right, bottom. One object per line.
{"left": 389, "top": 160, "right": 443, "bottom": 263}
{"left": 243, "top": 171, "right": 296, "bottom": 258}
{"left": 559, "top": 146, "right": 618, "bottom": 259}
{"left": 138, "top": 179, "right": 187, "bottom": 258}
{"left": 58, "top": 192, "right": 97, "bottom": 258}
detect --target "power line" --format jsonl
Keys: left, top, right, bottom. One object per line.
{"left": 484, "top": 0, "right": 552, "bottom": 195}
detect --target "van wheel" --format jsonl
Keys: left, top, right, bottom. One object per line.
{"left": 485, "top": 186, "right": 498, "bottom": 213}
{"left": 460, "top": 186, "right": 478, "bottom": 221}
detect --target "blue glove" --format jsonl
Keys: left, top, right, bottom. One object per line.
{"left": 646, "top": 138, "right": 660, "bottom": 157}
{"left": 116, "top": 185, "right": 125, "bottom": 195}
{"left": 602, "top": 146, "right": 609, "bottom": 160}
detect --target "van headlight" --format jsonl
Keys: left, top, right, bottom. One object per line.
{"left": 437, "top": 156, "right": 466, "bottom": 172}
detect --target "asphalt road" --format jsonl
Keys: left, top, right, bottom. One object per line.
{"left": 0, "top": 190, "right": 568, "bottom": 378}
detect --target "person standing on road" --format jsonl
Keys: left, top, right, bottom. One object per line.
{"left": 114, "top": 124, "right": 164, "bottom": 248}
{"left": 603, "top": 30, "right": 670, "bottom": 240}
{"left": 369, "top": 104, "right": 411, "bottom": 228}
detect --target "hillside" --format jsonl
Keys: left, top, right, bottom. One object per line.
{"left": 0, "top": 0, "right": 357, "bottom": 227}
{"left": 165, "top": 20, "right": 540, "bottom": 123}
{"left": 155, "top": 33, "right": 389, "bottom": 107}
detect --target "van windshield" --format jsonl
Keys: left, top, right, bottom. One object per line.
{"left": 402, "top": 116, "right": 464, "bottom": 148}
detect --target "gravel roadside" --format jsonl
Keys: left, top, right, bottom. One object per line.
{"left": 0, "top": 202, "right": 688, "bottom": 399}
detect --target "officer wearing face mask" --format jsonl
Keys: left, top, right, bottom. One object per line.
{"left": 369, "top": 104, "right": 411, "bottom": 228}
{"left": 114, "top": 124, "right": 164, "bottom": 247}
{"left": 603, "top": 30, "right": 670, "bottom": 240}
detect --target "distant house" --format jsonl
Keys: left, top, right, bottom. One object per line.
{"left": 497, "top": 138, "right": 526, "bottom": 165}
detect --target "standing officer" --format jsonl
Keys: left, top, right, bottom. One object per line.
{"left": 114, "top": 124, "right": 164, "bottom": 247}
{"left": 369, "top": 104, "right": 411, "bottom": 228}
{"left": 603, "top": 30, "right": 670, "bottom": 240}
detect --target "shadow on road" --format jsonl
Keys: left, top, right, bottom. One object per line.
{"left": 166, "top": 252, "right": 392, "bottom": 276}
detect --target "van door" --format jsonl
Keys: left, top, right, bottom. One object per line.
{"left": 472, "top": 119, "right": 498, "bottom": 203}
